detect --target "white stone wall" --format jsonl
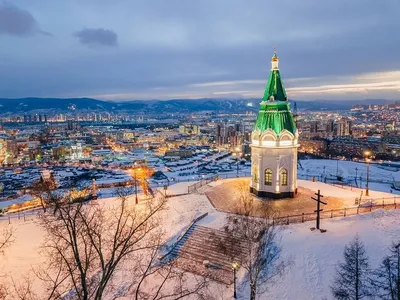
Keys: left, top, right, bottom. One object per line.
{"left": 250, "top": 129, "right": 298, "bottom": 196}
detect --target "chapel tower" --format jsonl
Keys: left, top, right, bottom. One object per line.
{"left": 250, "top": 48, "right": 298, "bottom": 198}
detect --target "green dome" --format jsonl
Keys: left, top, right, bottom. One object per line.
{"left": 254, "top": 51, "right": 296, "bottom": 135}
{"left": 262, "top": 69, "right": 287, "bottom": 102}
{"left": 254, "top": 101, "right": 296, "bottom": 135}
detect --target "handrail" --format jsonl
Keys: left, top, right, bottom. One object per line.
{"left": 158, "top": 212, "right": 208, "bottom": 262}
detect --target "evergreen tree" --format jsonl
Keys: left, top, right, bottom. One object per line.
{"left": 373, "top": 242, "right": 400, "bottom": 300}
{"left": 331, "top": 235, "right": 373, "bottom": 300}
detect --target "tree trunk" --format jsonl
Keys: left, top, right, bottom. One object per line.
{"left": 250, "top": 282, "right": 256, "bottom": 300}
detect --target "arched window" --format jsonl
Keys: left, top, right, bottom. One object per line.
{"left": 280, "top": 169, "right": 288, "bottom": 186}
{"left": 265, "top": 169, "right": 272, "bottom": 186}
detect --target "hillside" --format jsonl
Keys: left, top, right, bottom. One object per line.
{"left": 0, "top": 97, "right": 395, "bottom": 113}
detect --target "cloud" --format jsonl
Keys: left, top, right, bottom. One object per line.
{"left": 0, "top": 0, "right": 400, "bottom": 100}
{"left": 73, "top": 28, "right": 118, "bottom": 47}
{"left": 0, "top": 2, "right": 49, "bottom": 36}
{"left": 286, "top": 71, "right": 400, "bottom": 97}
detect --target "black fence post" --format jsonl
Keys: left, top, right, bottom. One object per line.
{"left": 344, "top": 208, "right": 346, "bottom": 217}
{"left": 286, "top": 215, "right": 289, "bottom": 225}
{"left": 302, "top": 213, "right": 304, "bottom": 223}
{"left": 357, "top": 206, "right": 359, "bottom": 214}
{"left": 331, "top": 211, "right": 333, "bottom": 218}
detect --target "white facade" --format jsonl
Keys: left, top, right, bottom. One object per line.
{"left": 250, "top": 129, "right": 299, "bottom": 198}
{"left": 70, "top": 143, "right": 83, "bottom": 160}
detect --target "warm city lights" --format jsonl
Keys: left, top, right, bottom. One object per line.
{"left": 0, "top": 2, "right": 399, "bottom": 299}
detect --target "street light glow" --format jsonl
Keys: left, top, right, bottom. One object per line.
{"left": 232, "top": 261, "right": 240, "bottom": 270}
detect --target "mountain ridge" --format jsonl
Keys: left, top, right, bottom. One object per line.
{"left": 0, "top": 97, "right": 396, "bottom": 113}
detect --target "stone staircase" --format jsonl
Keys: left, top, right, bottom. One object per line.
{"left": 168, "top": 225, "right": 247, "bottom": 284}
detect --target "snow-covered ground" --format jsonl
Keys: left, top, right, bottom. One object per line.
{"left": 298, "top": 179, "right": 397, "bottom": 202}
{"left": 298, "top": 159, "right": 400, "bottom": 197}
{"left": 0, "top": 187, "right": 215, "bottom": 296}
{"left": 266, "top": 209, "right": 400, "bottom": 300}
{"left": 299, "top": 159, "right": 399, "bottom": 185}
{"left": 2, "top": 177, "right": 400, "bottom": 299}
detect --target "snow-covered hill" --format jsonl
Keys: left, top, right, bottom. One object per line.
{"left": 267, "top": 209, "right": 400, "bottom": 300}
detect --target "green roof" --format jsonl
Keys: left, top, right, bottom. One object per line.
{"left": 254, "top": 101, "right": 296, "bottom": 135}
{"left": 254, "top": 56, "right": 296, "bottom": 135}
{"left": 262, "top": 69, "right": 287, "bottom": 102}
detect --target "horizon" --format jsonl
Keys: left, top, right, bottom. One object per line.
{"left": 0, "top": 96, "right": 399, "bottom": 104}
{"left": 1, "top": 1, "right": 400, "bottom": 101}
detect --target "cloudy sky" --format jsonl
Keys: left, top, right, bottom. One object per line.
{"left": 0, "top": 0, "right": 400, "bottom": 101}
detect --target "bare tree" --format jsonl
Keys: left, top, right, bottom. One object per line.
{"left": 34, "top": 187, "right": 208, "bottom": 299}
{"left": 331, "top": 235, "right": 373, "bottom": 300}
{"left": 0, "top": 226, "right": 15, "bottom": 299}
{"left": 372, "top": 241, "right": 400, "bottom": 300}
{"left": 30, "top": 175, "right": 57, "bottom": 212}
{"left": 0, "top": 227, "right": 14, "bottom": 253}
{"left": 221, "top": 181, "right": 289, "bottom": 300}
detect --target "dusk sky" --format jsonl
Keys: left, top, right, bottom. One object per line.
{"left": 0, "top": 0, "right": 400, "bottom": 101}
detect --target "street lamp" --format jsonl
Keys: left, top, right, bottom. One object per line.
{"left": 163, "top": 185, "right": 168, "bottom": 197}
{"left": 130, "top": 167, "right": 142, "bottom": 204}
{"left": 364, "top": 151, "right": 371, "bottom": 196}
{"left": 232, "top": 261, "right": 240, "bottom": 299}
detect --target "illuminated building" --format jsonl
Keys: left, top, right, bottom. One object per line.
{"left": 250, "top": 48, "right": 298, "bottom": 199}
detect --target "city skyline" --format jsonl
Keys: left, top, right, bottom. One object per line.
{"left": 0, "top": 0, "right": 400, "bottom": 101}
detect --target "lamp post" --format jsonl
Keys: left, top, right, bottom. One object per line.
{"left": 130, "top": 166, "right": 142, "bottom": 205}
{"left": 232, "top": 261, "right": 240, "bottom": 299}
{"left": 163, "top": 185, "right": 168, "bottom": 197}
{"left": 364, "top": 151, "right": 371, "bottom": 196}
{"left": 134, "top": 171, "right": 138, "bottom": 204}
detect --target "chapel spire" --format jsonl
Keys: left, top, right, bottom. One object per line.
{"left": 271, "top": 45, "right": 279, "bottom": 70}
{"left": 262, "top": 46, "right": 287, "bottom": 102}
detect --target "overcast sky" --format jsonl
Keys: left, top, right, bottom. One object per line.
{"left": 0, "top": 0, "right": 400, "bottom": 101}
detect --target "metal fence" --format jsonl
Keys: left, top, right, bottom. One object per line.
{"left": 297, "top": 173, "right": 393, "bottom": 190}
{"left": 216, "top": 172, "right": 251, "bottom": 179}
{"left": 0, "top": 208, "right": 41, "bottom": 224}
{"left": 186, "top": 172, "right": 251, "bottom": 194}
{"left": 187, "top": 177, "right": 216, "bottom": 193}
{"left": 272, "top": 196, "right": 398, "bottom": 226}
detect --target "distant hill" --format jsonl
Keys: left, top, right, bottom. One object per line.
{"left": 0, "top": 97, "right": 396, "bottom": 114}
{"left": 0, "top": 97, "right": 146, "bottom": 112}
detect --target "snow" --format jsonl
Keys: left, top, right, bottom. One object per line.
{"left": 162, "top": 181, "right": 196, "bottom": 196}
{"left": 393, "top": 172, "right": 400, "bottom": 181}
{"left": 2, "top": 175, "right": 400, "bottom": 299}
{"left": 298, "top": 179, "right": 396, "bottom": 200}
{"left": 299, "top": 159, "right": 400, "bottom": 193}
{"left": 266, "top": 209, "right": 400, "bottom": 300}
{"left": 0, "top": 188, "right": 215, "bottom": 297}
{"left": 0, "top": 219, "right": 46, "bottom": 277}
